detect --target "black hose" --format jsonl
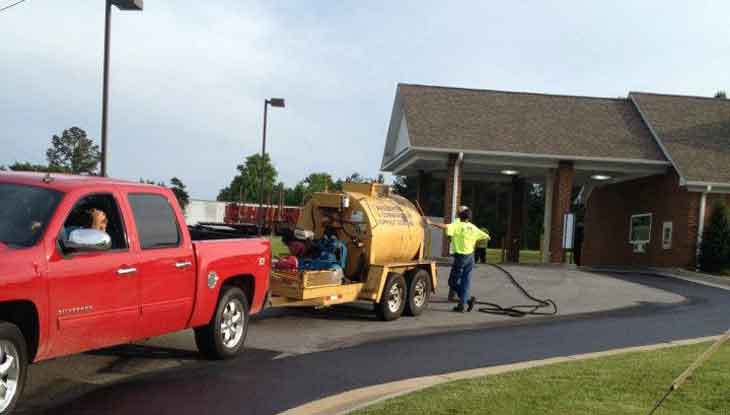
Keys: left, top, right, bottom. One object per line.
{"left": 473, "top": 263, "right": 558, "bottom": 317}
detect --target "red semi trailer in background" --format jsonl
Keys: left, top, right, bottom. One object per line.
{"left": 224, "top": 202, "right": 302, "bottom": 234}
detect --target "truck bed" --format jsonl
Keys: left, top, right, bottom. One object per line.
{"left": 190, "top": 236, "right": 271, "bottom": 318}
{"left": 188, "top": 223, "right": 259, "bottom": 240}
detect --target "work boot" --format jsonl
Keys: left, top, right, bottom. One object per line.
{"left": 452, "top": 304, "right": 466, "bottom": 313}
{"left": 467, "top": 296, "right": 476, "bottom": 312}
{"left": 448, "top": 290, "right": 459, "bottom": 303}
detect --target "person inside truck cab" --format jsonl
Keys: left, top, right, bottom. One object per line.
{"left": 61, "top": 208, "right": 108, "bottom": 240}
{"left": 59, "top": 194, "right": 128, "bottom": 251}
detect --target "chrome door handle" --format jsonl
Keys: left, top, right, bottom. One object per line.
{"left": 117, "top": 267, "right": 137, "bottom": 276}
{"left": 175, "top": 261, "right": 192, "bottom": 269}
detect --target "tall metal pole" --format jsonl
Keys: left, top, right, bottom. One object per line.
{"left": 100, "top": 0, "right": 112, "bottom": 177}
{"left": 258, "top": 101, "right": 269, "bottom": 235}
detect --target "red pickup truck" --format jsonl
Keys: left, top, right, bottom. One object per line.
{"left": 0, "top": 172, "right": 270, "bottom": 414}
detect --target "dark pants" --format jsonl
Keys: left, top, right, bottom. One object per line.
{"left": 448, "top": 253, "right": 474, "bottom": 306}
{"left": 474, "top": 247, "right": 487, "bottom": 263}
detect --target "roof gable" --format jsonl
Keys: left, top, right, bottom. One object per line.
{"left": 630, "top": 92, "right": 730, "bottom": 186}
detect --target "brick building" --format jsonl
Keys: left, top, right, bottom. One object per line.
{"left": 380, "top": 84, "right": 730, "bottom": 268}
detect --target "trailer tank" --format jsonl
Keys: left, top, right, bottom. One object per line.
{"left": 297, "top": 182, "right": 425, "bottom": 278}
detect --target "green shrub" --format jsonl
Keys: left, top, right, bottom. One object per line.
{"left": 699, "top": 203, "right": 730, "bottom": 273}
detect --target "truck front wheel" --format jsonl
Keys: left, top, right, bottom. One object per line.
{"left": 195, "top": 287, "right": 249, "bottom": 360}
{"left": 0, "top": 322, "right": 27, "bottom": 415}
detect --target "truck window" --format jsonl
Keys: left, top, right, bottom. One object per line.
{"left": 61, "top": 193, "right": 129, "bottom": 251}
{"left": 0, "top": 183, "right": 62, "bottom": 248}
{"left": 128, "top": 193, "right": 181, "bottom": 249}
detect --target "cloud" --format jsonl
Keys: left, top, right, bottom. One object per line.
{"left": 3, "top": 0, "right": 730, "bottom": 198}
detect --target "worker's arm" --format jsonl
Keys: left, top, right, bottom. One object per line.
{"left": 425, "top": 219, "right": 456, "bottom": 234}
{"left": 425, "top": 219, "right": 449, "bottom": 230}
{"left": 476, "top": 227, "right": 490, "bottom": 241}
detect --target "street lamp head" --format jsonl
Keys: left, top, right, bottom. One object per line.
{"left": 111, "top": 0, "right": 143, "bottom": 11}
{"left": 268, "top": 98, "right": 286, "bottom": 108}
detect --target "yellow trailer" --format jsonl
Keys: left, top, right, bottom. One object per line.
{"left": 270, "top": 183, "right": 438, "bottom": 321}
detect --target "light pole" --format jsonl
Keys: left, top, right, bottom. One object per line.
{"left": 258, "top": 98, "right": 285, "bottom": 235}
{"left": 100, "top": 0, "right": 143, "bottom": 177}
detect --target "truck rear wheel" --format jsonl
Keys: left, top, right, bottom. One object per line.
{"left": 0, "top": 322, "right": 27, "bottom": 415}
{"left": 375, "top": 273, "right": 407, "bottom": 321}
{"left": 195, "top": 287, "right": 249, "bottom": 360}
{"left": 404, "top": 269, "right": 431, "bottom": 317}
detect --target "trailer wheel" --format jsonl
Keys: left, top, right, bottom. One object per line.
{"left": 375, "top": 273, "right": 407, "bottom": 321}
{"left": 0, "top": 322, "right": 27, "bottom": 415}
{"left": 404, "top": 269, "right": 431, "bottom": 317}
{"left": 195, "top": 287, "right": 249, "bottom": 360}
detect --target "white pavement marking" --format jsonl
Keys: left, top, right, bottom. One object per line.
{"left": 276, "top": 335, "right": 723, "bottom": 415}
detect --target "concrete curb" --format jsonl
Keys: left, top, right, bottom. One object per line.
{"left": 277, "top": 335, "right": 722, "bottom": 415}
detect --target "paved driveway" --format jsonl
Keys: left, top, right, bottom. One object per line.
{"left": 18, "top": 268, "right": 726, "bottom": 414}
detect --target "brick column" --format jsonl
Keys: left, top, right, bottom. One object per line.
{"left": 442, "top": 153, "right": 462, "bottom": 256}
{"left": 549, "top": 161, "right": 575, "bottom": 263}
{"left": 506, "top": 177, "right": 526, "bottom": 262}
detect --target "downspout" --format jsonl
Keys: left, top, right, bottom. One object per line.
{"left": 696, "top": 186, "right": 711, "bottom": 269}
{"left": 450, "top": 152, "right": 464, "bottom": 222}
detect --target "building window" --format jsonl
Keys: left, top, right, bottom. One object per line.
{"left": 629, "top": 213, "right": 653, "bottom": 244}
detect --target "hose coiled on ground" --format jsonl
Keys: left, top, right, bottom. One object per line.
{"left": 473, "top": 263, "right": 558, "bottom": 317}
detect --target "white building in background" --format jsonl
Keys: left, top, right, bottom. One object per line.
{"left": 184, "top": 199, "right": 228, "bottom": 225}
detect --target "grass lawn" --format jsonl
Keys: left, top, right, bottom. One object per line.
{"left": 487, "top": 248, "right": 543, "bottom": 264}
{"left": 269, "top": 235, "right": 290, "bottom": 258}
{"left": 354, "top": 342, "right": 730, "bottom": 415}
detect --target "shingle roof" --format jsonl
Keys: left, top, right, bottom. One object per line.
{"left": 398, "top": 84, "right": 667, "bottom": 162}
{"left": 630, "top": 92, "right": 730, "bottom": 185}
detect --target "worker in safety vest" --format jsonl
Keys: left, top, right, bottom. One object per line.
{"left": 474, "top": 226, "right": 490, "bottom": 264}
{"left": 427, "top": 206, "right": 489, "bottom": 312}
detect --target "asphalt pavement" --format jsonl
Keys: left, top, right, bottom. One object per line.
{"left": 19, "top": 271, "right": 730, "bottom": 415}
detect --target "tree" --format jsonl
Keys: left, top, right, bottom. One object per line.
{"left": 45, "top": 127, "right": 101, "bottom": 174}
{"left": 8, "top": 162, "right": 65, "bottom": 173}
{"left": 715, "top": 90, "right": 727, "bottom": 99}
{"left": 392, "top": 176, "right": 412, "bottom": 196}
{"left": 303, "top": 172, "right": 335, "bottom": 193}
{"left": 170, "top": 177, "right": 190, "bottom": 210}
{"left": 524, "top": 183, "right": 545, "bottom": 250}
{"left": 139, "top": 178, "right": 165, "bottom": 186}
{"left": 699, "top": 203, "right": 730, "bottom": 273}
{"left": 217, "top": 153, "right": 278, "bottom": 203}
{"left": 344, "top": 172, "right": 368, "bottom": 183}
{"left": 284, "top": 182, "right": 306, "bottom": 206}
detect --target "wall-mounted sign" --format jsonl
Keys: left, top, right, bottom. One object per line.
{"left": 662, "top": 221, "right": 673, "bottom": 250}
{"left": 630, "top": 213, "right": 652, "bottom": 244}
{"left": 562, "top": 213, "right": 575, "bottom": 249}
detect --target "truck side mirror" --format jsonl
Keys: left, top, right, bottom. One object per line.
{"left": 64, "top": 229, "right": 112, "bottom": 251}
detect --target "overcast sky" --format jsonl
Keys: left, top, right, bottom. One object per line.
{"left": 2, "top": 1, "right": 729, "bottom": 199}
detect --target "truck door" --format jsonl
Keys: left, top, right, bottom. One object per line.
{"left": 46, "top": 192, "right": 140, "bottom": 357}
{"left": 126, "top": 192, "right": 195, "bottom": 339}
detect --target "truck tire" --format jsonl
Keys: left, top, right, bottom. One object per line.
{"left": 404, "top": 269, "right": 431, "bottom": 317}
{"left": 0, "top": 322, "right": 27, "bottom": 415}
{"left": 375, "top": 273, "right": 407, "bottom": 321}
{"left": 195, "top": 287, "right": 249, "bottom": 360}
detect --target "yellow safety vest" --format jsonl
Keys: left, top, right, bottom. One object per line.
{"left": 447, "top": 221, "right": 490, "bottom": 255}
{"left": 475, "top": 228, "right": 490, "bottom": 248}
